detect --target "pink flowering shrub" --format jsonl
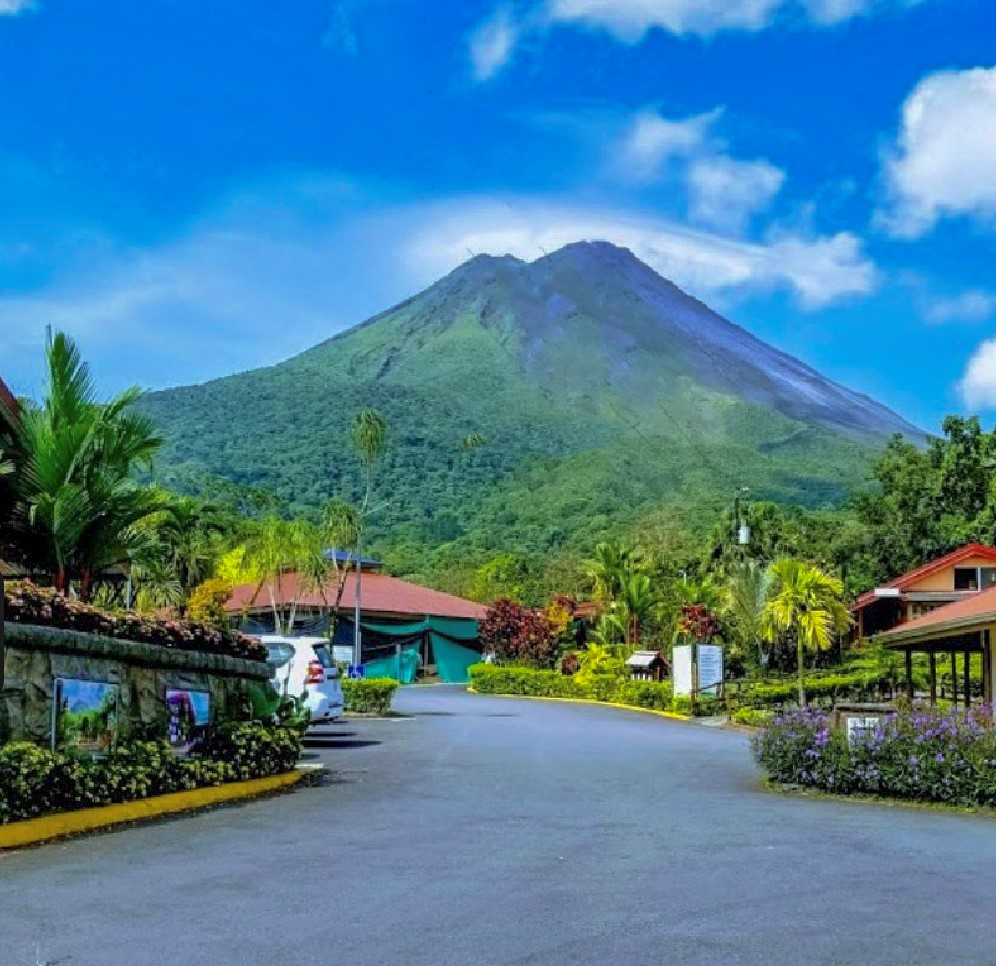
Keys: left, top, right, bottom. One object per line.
{"left": 4, "top": 581, "right": 265, "bottom": 662}
{"left": 752, "top": 705, "right": 996, "bottom": 806}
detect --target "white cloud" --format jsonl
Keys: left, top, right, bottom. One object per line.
{"left": 687, "top": 156, "right": 786, "bottom": 232}
{"left": 610, "top": 108, "right": 786, "bottom": 231}
{"left": 469, "top": 5, "right": 521, "bottom": 82}
{"left": 959, "top": 339, "right": 996, "bottom": 410}
{"left": 401, "top": 196, "right": 876, "bottom": 309}
{"left": 882, "top": 66, "right": 996, "bottom": 238}
{"left": 614, "top": 109, "right": 715, "bottom": 182}
{"left": 469, "top": 0, "right": 928, "bottom": 77}
{"left": 547, "top": 0, "right": 924, "bottom": 36}
{"left": 924, "top": 290, "right": 996, "bottom": 326}
{"left": 0, "top": 0, "right": 36, "bottom": 14}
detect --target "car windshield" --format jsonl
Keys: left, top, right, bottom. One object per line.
{"left": 312, "top": 645, "right": 333, "bottom": 668}
{"left": 265, "top": 642, "right": 295, "bottom": 668}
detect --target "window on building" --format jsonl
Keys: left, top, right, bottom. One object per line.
{"left": 954, "top": 567, "right": 979, "bottom": 590}
{"left": 982, "top": 568, "right": 996, "bottom": 589}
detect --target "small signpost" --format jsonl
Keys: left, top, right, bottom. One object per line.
{"left": 347, "top": 664, "right": 366, "bottom": 680}
{"left": 672, "top": 644, "right": 724, "bottom": 698}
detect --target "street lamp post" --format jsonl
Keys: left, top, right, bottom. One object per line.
{"left": 352, "top": 545, "right": 362, "bottom": 670}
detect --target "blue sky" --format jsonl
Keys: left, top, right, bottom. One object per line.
{"left": 1, "top": 0, "right": 995, "bottom": 431}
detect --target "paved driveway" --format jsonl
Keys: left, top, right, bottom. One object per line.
{"left": 2, "top": 686, "right": 996, "bottom": 965}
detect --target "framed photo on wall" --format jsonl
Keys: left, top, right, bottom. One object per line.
{"left": 165, "top": 688, "right": 211, "bottom": 754}
{"left": 52, "top": 678, "right": 120, "bottom": 754}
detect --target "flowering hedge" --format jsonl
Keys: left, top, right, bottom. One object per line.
{"left": 751, "top": 706, "right": 996, "bottom": 806}
{"left": 0, "top": 722, "right": 301, "bottom": 825}
{"left": 4, "top": 581, "right": 265, "bottom": 663}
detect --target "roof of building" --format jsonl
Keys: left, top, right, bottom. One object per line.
{"left": 0, "top": 377, "right": 18, "bottom": 424}
{"left": 225, "top": 570, "right": 487, "bottom": 622}
{"left": 323, "top": 549, "right": 382, "bottom": 568}
{"left": 853, "top": 543, "right": 996, "bottom": 610}
{"left": 880, "top": 583, "right": 996, "bottom": 646}
{"left": 625, "top": 650, "right": 665, "bottom": 668}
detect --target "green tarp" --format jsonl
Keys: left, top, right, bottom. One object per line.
{"left": 361, "top": 616, "right": 480, "bottom": 684}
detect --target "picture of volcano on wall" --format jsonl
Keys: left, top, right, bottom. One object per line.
{"left": 54, "top": 679, "right": 120, "bottom": 754}
{"left": 166, "top": 689, "right": 211, "bottom": 754}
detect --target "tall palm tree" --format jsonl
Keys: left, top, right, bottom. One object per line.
{"left": 587, "top": 542, "right": 646, "bottom": 603}
{"left": 762, "top": 558, "right": 852, "bottom": 706}
{"left": 726, "top": 560, "right": 772, "bottom": 671}
{"left": 14, "top": 330, "right": 163, "bottom": 596}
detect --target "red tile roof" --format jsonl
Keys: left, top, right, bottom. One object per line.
{"left": 225, "top": 570, "right": 486, "bottom": 622}
{"left": 880, "top": 583, "right": 996, "bottom": 644}
{"left": 853, "top": 543, "right": 996, "bottom": 610}
{"left": 0, "top": 377, "right": 18, "bottom": 423}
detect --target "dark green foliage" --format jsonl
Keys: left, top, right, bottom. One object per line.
{"left": 0, "top": 723, "right": 301, "bottom": 825}
{"left": 342, "top": 678, "right": 399, "bottom": 715}
{"left": 469, "top": 663, "right": 673, "bottom": 711}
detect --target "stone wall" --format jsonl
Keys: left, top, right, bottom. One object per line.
{"left": 1, "top": 623, "right": 272, "bottom": 746}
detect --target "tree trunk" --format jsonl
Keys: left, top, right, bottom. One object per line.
{"left": 797, "top": 635, "right": 806, "bottom": 707}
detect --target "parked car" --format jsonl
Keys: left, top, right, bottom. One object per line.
{"left": 261, "top": 636, "right": 344, "bottom": 724}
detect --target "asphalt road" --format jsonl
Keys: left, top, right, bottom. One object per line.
{"left": 3, "top": 687, "right": 996, "bottom": 966}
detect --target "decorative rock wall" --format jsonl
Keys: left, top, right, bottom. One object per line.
{"left": 1, "top": 623, "right": 272, "bottom": 746}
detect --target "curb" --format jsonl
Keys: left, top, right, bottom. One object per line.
{"left": 466, "top": 688, "right": 692, "bottom": 722}
{"left": 0, "top": 769, "right": 308, "bottom": 852}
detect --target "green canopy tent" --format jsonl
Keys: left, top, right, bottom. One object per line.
{"left": 350, "top": 616, "right": 481, "bottom": 684}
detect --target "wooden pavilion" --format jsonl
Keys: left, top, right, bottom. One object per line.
{"left": 878, "top": 586, "right": 996, "bottom": 707}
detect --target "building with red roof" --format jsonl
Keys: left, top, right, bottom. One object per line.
{"left": 225, "top": 567, "right": 486, "bottom": 683}
{"left": 226, "top": 570, "right": 486, "bottom": 624}
{"left": 879, "top": 583, "right": 996, "bottom": 709}
{"left": 852, "top": 543, "right": 996, "bottom": 640}
{"left": 0, "top": 376, "right": 18, "bottom": 431}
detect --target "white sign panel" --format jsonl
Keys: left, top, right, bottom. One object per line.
{"left": 698, "top": 645, "right": 724, "bottom": 695}
{"left": 672, "top": 645, "right": 693, "bottom": 697}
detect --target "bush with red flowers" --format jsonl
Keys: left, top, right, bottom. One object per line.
{"left": 479, "top": 598, "right": 560, "bottom": 668}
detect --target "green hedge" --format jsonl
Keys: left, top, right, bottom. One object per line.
{"left": 731, "top": 707, "right": 776, "bottom": 728}
{"left": 0, "top": 722, "right": 301, "bottom": 825}
{"left": 469, "top": 665, "right": 674, "bottom": 712}
{"left": 342, "top": 678, "right": 399, "bottom": 715}
{"left": 736, "top": 668, "right": 895, "bottom": 709}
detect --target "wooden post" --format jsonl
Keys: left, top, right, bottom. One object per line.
{"left": 929, "top": 651, "right": 937, "bottom": 706}
{"left": 964, "top": 649, "right": 972, "bottom": 709}
{"left": 905, "top": 649, "right": 914, "bottom": 700}
{"left": 951, "top": 652, "right": 958, "bottom": 705}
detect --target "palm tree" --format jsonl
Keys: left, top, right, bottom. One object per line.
{"left": 610, "top": 571, "right": 660, "bottom": 648}
{"left": 14, "top": 331, "right": 163, "bottom": 596}
{"left": 726, "top": 560, "right": 772, "bottom": 671}
{"left": 762, "top": 558, "right": 852, "bottom": 706}
{"left": 587, "top": 542, "right": 646, "bottom": 603}
{"left": 241, "top": 516, "right": 323, "bottom": 635}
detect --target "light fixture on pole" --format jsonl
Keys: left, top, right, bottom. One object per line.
{"left": 734, "top": 487, "right": 751, "bottom": 547}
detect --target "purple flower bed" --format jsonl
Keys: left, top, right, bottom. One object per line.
{"left": 4, "top": 582, "right": 265, "bottom": 663}
{"left": 751, "top": 705, "right": 996, "bottom": 806}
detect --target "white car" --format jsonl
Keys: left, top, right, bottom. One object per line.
{"left": 261, "top": 636, "right": 344, "bottom": 724}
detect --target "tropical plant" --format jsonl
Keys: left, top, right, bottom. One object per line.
{"left": 240, "top": 517, "right": 323, "bottom": 634}
{"left": 761, "top": 558, "right": 852, "bottom": 706}
{"left": 479, "top": 598, "right": 559, "bottom": 668}
{"left": 726, "top": 560, "right": 772, "bottom": 671}
{"left": 13, "top": 331, "right": 163, "bottom": 596}
{"left": 587, "top": 541, "right": 647, "bottom": 603}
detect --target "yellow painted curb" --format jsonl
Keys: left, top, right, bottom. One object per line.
{"left": 466, "top": 687, "right": 692, "bottom": 721}
{"left": 0, "top": 770, "right": 304, "bottom": 852}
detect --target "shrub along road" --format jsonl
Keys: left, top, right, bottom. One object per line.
{"left": 2, "top": 687, "right": 996, "bottom": 965}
